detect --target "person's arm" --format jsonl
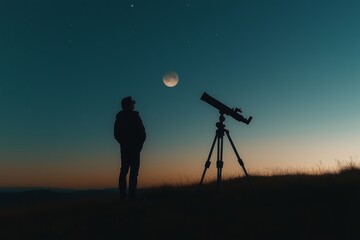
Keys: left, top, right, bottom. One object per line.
{"left": 114, "top": 117, "right": 123, "bottom": 144}
{"left": 136, "top": 115, "right": 146, "bottom": 151}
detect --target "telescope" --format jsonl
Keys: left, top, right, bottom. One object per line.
{"left": 198, "top": 92, "right": 254, "bottom": 192}
{"left": 201, "top": 92, "right": 252, "bottom": 125}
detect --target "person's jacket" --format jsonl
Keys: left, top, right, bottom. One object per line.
{"left": 114, "top": 110, "right": 146, "bottom": 152}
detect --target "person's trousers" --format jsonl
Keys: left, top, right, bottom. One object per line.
{"left": 119, "top": 150, "right": 140, "bottom": 200}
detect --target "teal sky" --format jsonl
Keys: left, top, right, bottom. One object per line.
{"left": 1, "top": 0, "right": 360, "bottom": 188}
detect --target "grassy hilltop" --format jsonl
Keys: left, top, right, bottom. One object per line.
{"left": 1, "top": 166, "right": 360, "bottom": 240}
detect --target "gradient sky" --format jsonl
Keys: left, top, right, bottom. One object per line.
{"left": 1, "top": 0, "right": 360, "bottom": 189}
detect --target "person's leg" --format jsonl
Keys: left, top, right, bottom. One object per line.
{"left": 129, "top": 151, "right": 140, "bottom": 200}
{"left": 119, "top": 152, "right": 130, "bottom": 200}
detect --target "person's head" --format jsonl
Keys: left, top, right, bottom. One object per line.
{"left": 121, "top": 96, "right": 135, "bottom": 111}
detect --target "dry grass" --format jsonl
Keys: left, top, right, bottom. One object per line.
{"left": 1, "top": 161, "right": 360, "bottom": 239}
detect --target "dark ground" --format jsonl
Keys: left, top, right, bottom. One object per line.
{"left": 1, "top": 170, "right": 360, "bottom": 240}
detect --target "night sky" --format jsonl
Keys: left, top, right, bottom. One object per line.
{"left": 1, "top": 0, "right": 360, "bottom": 188}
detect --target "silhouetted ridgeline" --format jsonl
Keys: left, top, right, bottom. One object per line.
{"left": 0, "top": 170, "right": 359, "bottom": 239}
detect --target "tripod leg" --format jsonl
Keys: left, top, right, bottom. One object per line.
{"left": 198, "top": 134, "right": 217, "bottom": 191}
{"left": 216, "top": 134, "right": 224, "bottom": 192}
{"left": 225, "top": 130, "right": 253, "bottom": 189}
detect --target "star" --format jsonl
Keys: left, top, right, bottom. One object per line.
{"left": 130, "top": 4, "right": 134, "bottom": 8}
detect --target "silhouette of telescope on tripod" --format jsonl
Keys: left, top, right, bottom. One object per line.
{"left": 199, "top": 92, "right": 253, "bottom": 192}
{"left": 201, "top": 92, "right": 252, "bottom": 125}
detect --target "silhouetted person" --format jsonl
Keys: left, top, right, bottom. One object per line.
{"left": 114, "top": 96, "right": 146, "bottom": 200}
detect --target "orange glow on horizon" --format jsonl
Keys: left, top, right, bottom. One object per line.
{"left": 1, "top": 135, "right": 359, "bottom": 189}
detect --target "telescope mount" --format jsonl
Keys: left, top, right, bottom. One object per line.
{"left": 198, "top": 112, "right": 253, "bottom": 192}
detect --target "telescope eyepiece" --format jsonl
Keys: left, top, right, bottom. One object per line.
{"left": 246, "top": 116, "right": 253, "bottom": 125}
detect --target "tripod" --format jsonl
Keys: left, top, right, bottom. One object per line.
{"left": 198, "top": 113, "right": 253, "bottom": 192}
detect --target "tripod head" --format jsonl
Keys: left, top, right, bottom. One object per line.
{"left": 218, "top": 113, "right": 226, "bottom": 123}
{"left": 215, "top": 113, "right": 226, "bottom": 135}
